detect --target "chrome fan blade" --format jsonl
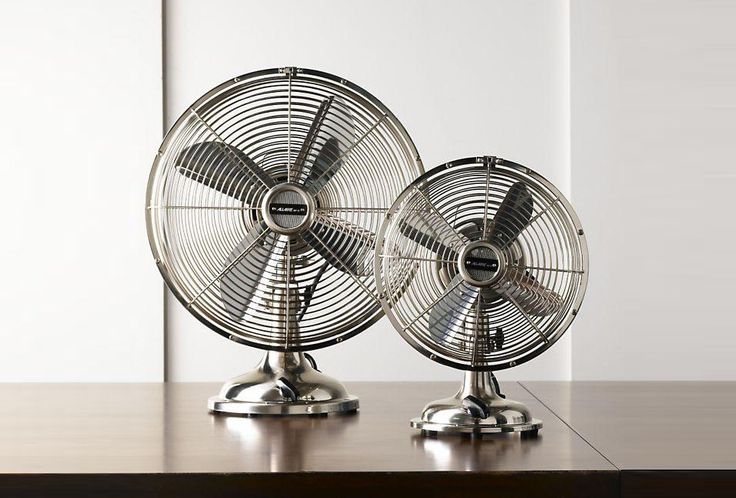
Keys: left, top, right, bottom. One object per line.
{"left": 291, "top": 96, "right": 334, "bottom": 181}
{"left": 220, "top": 224, "right": 283, "bottom": 319}
{"left": 305, "top": 137, "right": 342, "bottom": 193}
{"left": 428, "top": 274, "right": 480, "bottom": 347}
{"left": 304, "top": 97, "right": 355, "bottom": 193}
{"left": 475, "top": 293, "right": 506, "bottom": 354}
{"left": 397, "top": 202, "right": 467, "bottom": 261}
{"left": 496, "top": 269, "right": 562, "bottom": 317}
{"left": 303, "top": 215, "right": 374, "bottom": 276}
{"left": 488, "top": 182, "right": 533, "bottom": 247}
{"left": 175, "top": 141, "right": 274, "bottom": 200}
{"left": 378, "top": 241, "right": 418, "bottom": 304}
{"left": 398, "top": 220, "right": 458, "bottom": 261}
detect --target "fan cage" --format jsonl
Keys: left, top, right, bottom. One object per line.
{"left": 147, "top": 67, "right": 423, "bottom": 351}
{"left": 375, "top": 156, "right": 588, "bottom": 371}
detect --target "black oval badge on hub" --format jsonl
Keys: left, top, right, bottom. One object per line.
{"left": 269, "top": 203, "right": 308, "bottom": 215}
{"left": 464, "top": 256, "right": 499, "bottom": 272}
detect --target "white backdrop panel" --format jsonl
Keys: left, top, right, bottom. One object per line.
{"left": 570, "top": 0, "right": 736, "bottom": 380}
{"left": 164, "top": 0, "right": 571, "bottom": 381}
{"left": 0, "top": 1, "right": 164, "bottom": 381}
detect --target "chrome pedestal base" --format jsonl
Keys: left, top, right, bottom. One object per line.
{"left": 208, "top": 351, "right": 358, "bottom": 416}
{"left": 412, "top": 371, "right": 542, "bottom": 436}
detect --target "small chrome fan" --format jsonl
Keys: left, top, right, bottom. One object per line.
{"left": 375, "top": 156, "right": 588, "bottom": 435}
{"left": 147, "top": 67, "right": 422, "bottom": 415}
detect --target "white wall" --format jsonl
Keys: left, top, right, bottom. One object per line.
{"left": 164, "top": 0, "right": 573, "bottom": 381}
{"left": 570, "top": 0, "right": 736, "bottom": 379}
{"left": 5, "top": 1, "right": 731, "bottom": 384}
{"left": 0, "top": 1, "right": 164, "bottom": 381}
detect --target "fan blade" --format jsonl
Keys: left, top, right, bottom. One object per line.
{"left": 398, "top": 220, "right": 458, "bottom": 261}
{"left": 175, "top": 141, "right": 274, "bottom": 201}
{"left": 488, "top": 182, "right": 533, "bottom": 247}
{"left": 305, "top": 137, "right": 343, "bottom": 194}
{"left": 220, "top": 224, "right": 283, "bottom": 320}
{"left": 397, "top": 202, "right": 467, "bottom": 261}
{"left": 428, "top": 274, "right": 480, "bottom": 347}
{"left": 305, "top": 97, "right": 355, "bottom": 193}
{"left": 303, "top": 215, "right": 374, "bottom": 276}
{"left": 496, "top": 269, "right": 562, "bottom": 317}
{"left": 292, "top": 97, "right": 334, "bottom": 181}
{"left": 473, "top": 294, "right": 505, "bottom": 355}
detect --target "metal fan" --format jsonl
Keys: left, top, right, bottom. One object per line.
{"left": 147, "top": 67, "right": 423, "bottom": 415}
{"left": 375, "top": 156, "right": 588, "bottom": 435}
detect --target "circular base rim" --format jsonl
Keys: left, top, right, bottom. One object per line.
{"left": 208, "top": 395, "right": 359, "bottom": 416}
{"left": 411, "top": 417, "right": 542, "bottom": 435}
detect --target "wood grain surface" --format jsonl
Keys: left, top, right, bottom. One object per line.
{"left": 523, "top": 381, "right": 736, "bottom": 497}
{"left": 0, "top": 381, "right": 617, "bottom": 497}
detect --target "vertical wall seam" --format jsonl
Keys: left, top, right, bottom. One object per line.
{"left": 161, "top": 0, "right": 169, "bottom": 383}
{"left": 564, "top": 0, "right": 573, "bottom": 382}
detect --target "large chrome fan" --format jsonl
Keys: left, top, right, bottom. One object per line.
{"left": 147, "top": 67, "right": 423, "bottom": 415}
{"left": 375, "top": 156, "right": 588, "bottom": 435}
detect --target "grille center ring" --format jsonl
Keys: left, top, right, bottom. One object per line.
{"left": 457, "top": 240, "right": 504, "bottom": 287}
{"left": 261, "top": 183, "right": 315, "bottom": 235}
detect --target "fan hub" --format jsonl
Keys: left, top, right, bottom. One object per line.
{"left": 457, "top": 240, "right": 504, "bottom": 287}
{"left": 261, "top": 183, "right": 315, "bottom": 235}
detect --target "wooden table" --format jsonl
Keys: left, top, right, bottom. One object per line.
{"left": 524, "top": 381, "right": 736, "bottom": 498}
{"left": 0, "top": 382, "right": 732, "bottom": 497}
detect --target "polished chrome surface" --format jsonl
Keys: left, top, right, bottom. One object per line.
{"left": 208, "top": 351, "right": 358, "bottom": 415}
{"left": 261, "top": 183, "right": 315, "bottom": 235}
{"left": 147, "top": 67, "right": 424, "bottom": 352}
{"left": 411, "top": 371, "right": 541, "bottom": 435}
{"left": 457, "top": 240, "right": 504, "bottom": 287}
{"left": 376, "top": 156, "right": 588, "bottom": 372}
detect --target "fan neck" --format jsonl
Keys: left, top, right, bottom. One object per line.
{"left": 457, "top": 371, "right": 502, "bottom": 400}
{"left": 258, "top": 351, "right": 310, "bottom": 374}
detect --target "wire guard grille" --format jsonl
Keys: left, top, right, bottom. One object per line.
{"left": 375, "top": 157, "right": 588, "bottom": 371}
{"left": 147, "top": 68, "right": 422, "bottom": 351}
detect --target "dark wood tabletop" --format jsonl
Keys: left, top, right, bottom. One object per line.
{"left": 1, "top": 381, "right": 734, "bottom": 497}
{"left": 523, "top": 381, "right": 736, "bottom": 498}
{"left": 0, "top": 382, "right": 616, "bottom": 498}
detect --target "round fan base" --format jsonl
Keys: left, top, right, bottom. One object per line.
{"left": 411, "top": 371, "right": 542, "bottom": 437}
{"left": 411, "top": 418, "right": 542, "bottom": 436}
{"left": 207, "top": 351, "right": 359, "bottom": 416}
{"left": 209, "top": 395, "right": 359, "bottom": 416}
